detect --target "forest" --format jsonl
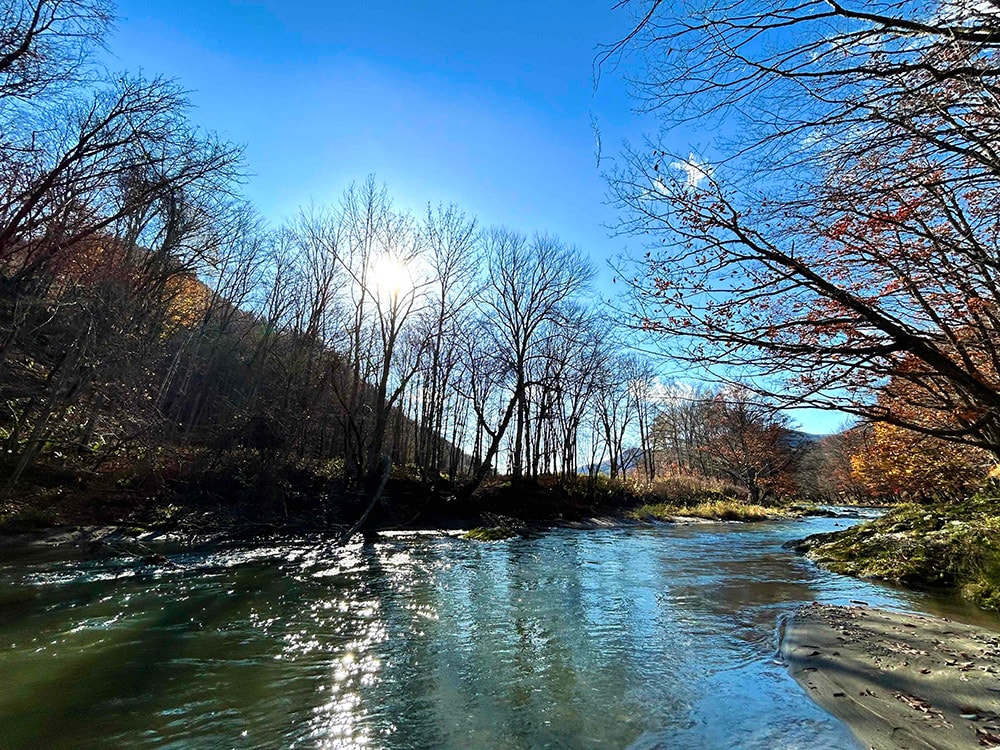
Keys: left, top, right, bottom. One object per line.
{"left": 0, "top": 0, "right": 835, "bottom": 537}
{"left": 0, "top": 0, "right": 998, "bottom": 590}
{"left": 4, "top": 2, "right": 1000, "bottom": 749}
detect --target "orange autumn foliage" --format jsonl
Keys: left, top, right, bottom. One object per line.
{"left": 163, "top": 274, "right": 211, "bottom": 333}
{"left": 851, "top": 422, "right": 990, "bottom": 501}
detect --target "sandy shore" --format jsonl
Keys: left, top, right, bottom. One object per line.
{"left": 783, "top": 604, "right": 1000, "bottom": 749}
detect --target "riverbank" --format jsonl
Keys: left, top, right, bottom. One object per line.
{"left": 783, "top": 603, "right": 1000, "bottom": 750}
{"left": 0, "top": 460, "right": 836, "bottom": 549}
{"left": 791, "top": 494, "right": 1000, "bottom": 612}
{"left": 0, "top": 503, "right": 825, "bottom": 551}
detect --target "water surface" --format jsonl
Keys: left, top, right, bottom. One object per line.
{"left": 1, "top": 514, "right": 996, "bottom": 749}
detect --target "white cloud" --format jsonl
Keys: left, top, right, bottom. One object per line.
{"left": 647, "top": 379, "right": 697, "bottom": 405}
{"left": 671, "top": 153, "right": 713, "bottom": 188}
{"left": 936, "top": 0, "right": 999, "bottom": 22}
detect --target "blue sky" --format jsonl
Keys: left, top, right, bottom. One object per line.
{"left": 102, "top": 0, "right": 845, "bottom": 434}
{"left": 104, "top": 1, "right": 645, "bottom": 250}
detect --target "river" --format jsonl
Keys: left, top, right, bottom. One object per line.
{"left": 1, "top": 513, "right": 997, "bottom": 749}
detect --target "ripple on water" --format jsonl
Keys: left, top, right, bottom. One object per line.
{"left": 0, "top": 514, "right": 998, "bottom": 749}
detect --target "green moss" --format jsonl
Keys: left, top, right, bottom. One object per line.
{"left": 798, "top": 491, "right": 1000, "bottom": 611}
{"left": 463, "top": 526, "right": 518, "bottom": 541}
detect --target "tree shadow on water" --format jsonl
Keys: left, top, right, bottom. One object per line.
{"left": 0, "top": 560, "right": 312, "bottom": 750}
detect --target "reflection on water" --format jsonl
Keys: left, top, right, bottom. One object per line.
{"left": 0, "top": 514, "right": 997, "bottom": 749}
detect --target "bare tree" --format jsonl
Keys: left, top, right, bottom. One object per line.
{"left": 464, "top": 229, "right": 594, "bottom": 490}
{"left": 650, "top": 382, "right": 714, "bottom": 477}
{"left": 611, "top": 0, "right": 1000, "bottom": 456}
{"left": 550, "top": 308, "right": 608, "bottom": 477}
{"left": 415, "top": 203, "right": 480, "bottom": 477}
{"left": 593, "top": 352, "right": 644, "bottom": 480}
{"left": 0, "top": 0, "right": 112, "bottom": 101}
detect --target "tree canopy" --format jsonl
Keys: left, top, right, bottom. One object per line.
{"left": 612, "top": 0, "right": 1000, "bottom": 456}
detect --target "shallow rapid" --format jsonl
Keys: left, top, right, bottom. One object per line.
{"left": 1, "top": 513, "right": 996, "bottom": 749}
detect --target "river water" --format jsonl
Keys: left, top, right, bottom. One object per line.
{"left": 1, "top": 513, "right": 997, "bottom": 749}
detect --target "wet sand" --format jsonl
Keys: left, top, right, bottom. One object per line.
{"left": 783, "top": 604, "right": 1000, "bottom": 749}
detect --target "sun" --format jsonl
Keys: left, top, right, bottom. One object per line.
{"left": 372, "top": 254, "right": 412, "bottom": 299}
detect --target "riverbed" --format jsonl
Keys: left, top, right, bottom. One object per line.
{"left": 1, "top": 513, "right": 996, "bottom": 749}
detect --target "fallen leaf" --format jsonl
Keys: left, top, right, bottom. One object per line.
{"left": 975, "top": 726, "right": 1000, "bottom": 747}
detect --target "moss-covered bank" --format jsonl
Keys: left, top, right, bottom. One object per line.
{"left": 792, "top": 492, "right": 1000, "bottom": 611}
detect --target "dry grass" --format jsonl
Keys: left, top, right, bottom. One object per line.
{"left": 629, "top": 499, "right": 778, "bottom": 522}
{"left": 624, "top": 473, "right": 779, "bottom": 521}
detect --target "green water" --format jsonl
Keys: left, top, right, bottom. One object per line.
{"left": 1, "top": 514, "right": 996, "bottom": 749}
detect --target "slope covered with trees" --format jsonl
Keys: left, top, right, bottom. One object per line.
{"left": 0, "top": 0, "right": 703, "bottom": 535}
